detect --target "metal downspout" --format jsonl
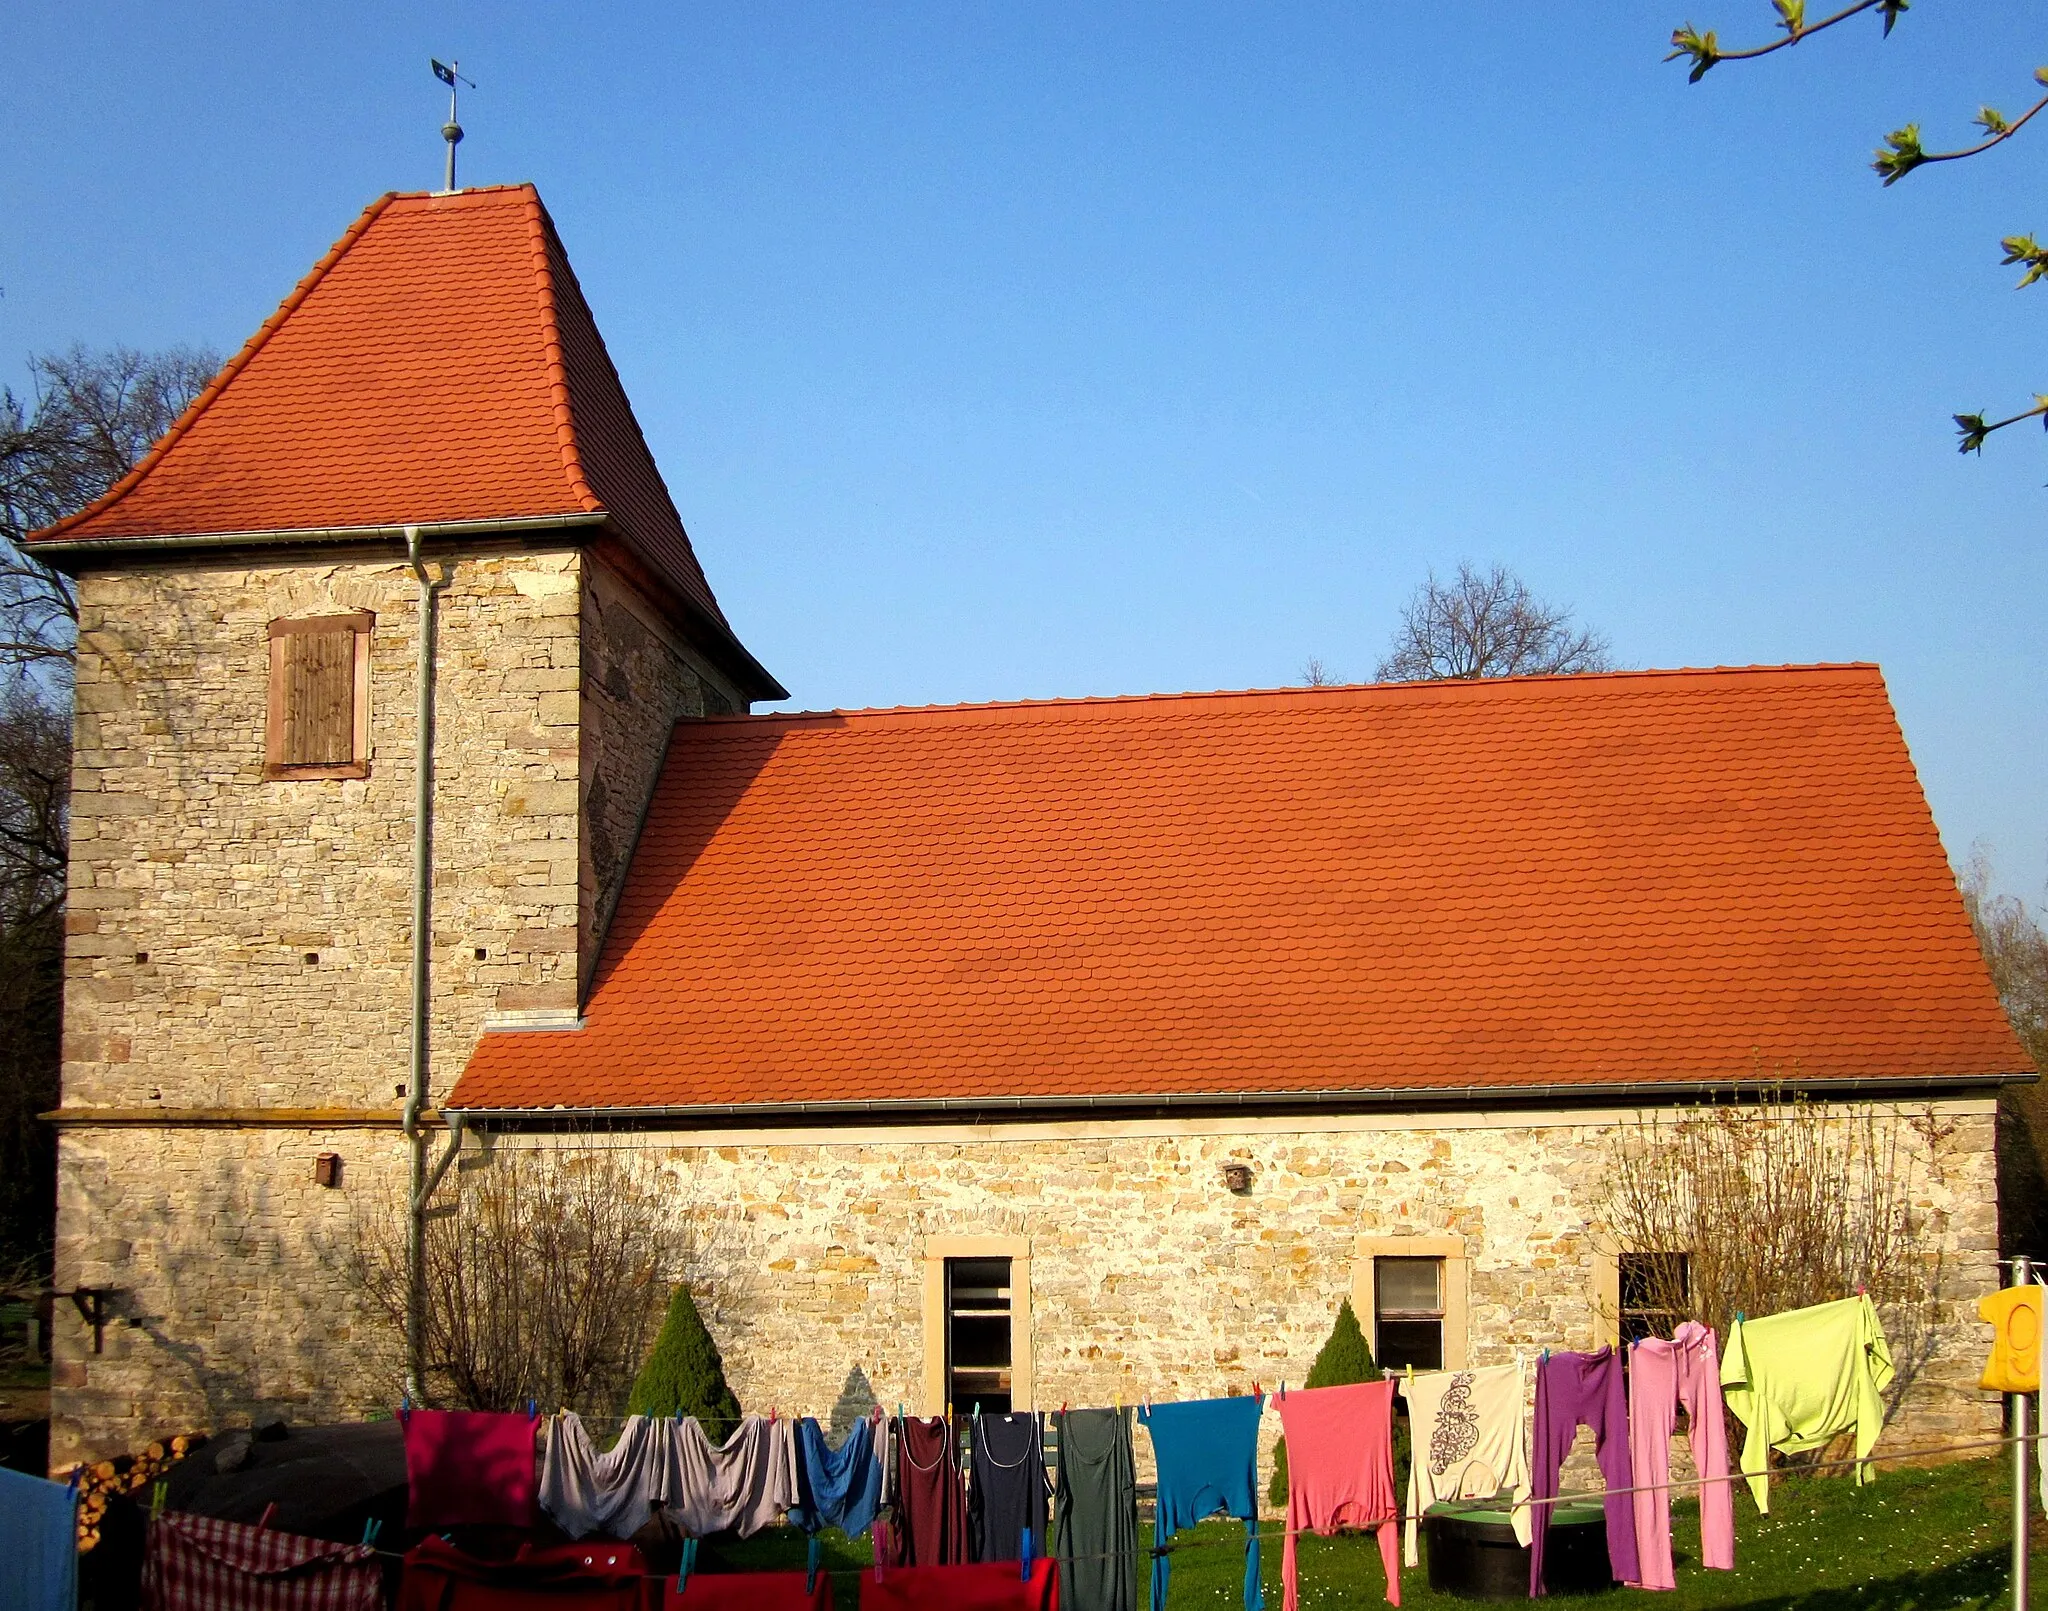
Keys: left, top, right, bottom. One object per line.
{"left": 401, "top": 525, "right": 445, "bottom": 1401}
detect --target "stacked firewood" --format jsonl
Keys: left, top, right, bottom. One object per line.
{"left": 51, "top": 1434, "right": 198, "bottom": 1552}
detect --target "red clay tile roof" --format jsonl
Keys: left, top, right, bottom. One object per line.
{"left": 34, "top": 185, "right": 730, "bottom": 629}
{"left": 450, "top": 664, "right": 2029, "bottom": 1112}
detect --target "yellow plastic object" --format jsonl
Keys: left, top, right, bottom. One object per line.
{"left": 1978, "top": 1285, "right": 2042, "bottom": 1393}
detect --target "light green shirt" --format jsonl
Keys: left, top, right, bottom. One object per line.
{"left": 1720, "top": 1294, "right": 1894, "bottom": 1511}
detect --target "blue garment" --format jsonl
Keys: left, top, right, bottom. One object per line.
{"left": 1139, "top": 1395, "right": 1264, "bottom": 1611}
{"left": 0, "top": 1464, "right": 78, "bottom": 1611}
{"left": 788, "top": 1414, "right": 883, "bottom": 1537}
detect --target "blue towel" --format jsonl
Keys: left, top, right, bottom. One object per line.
{"left": 1139, "top": 1395, "right": 1264, "bottom": 1611}
{"left": 0, "top": 1465, "right": 79, "bottom": 1611}
{"left": 788, "top": 1415, "right": 882, "bottom": 1537}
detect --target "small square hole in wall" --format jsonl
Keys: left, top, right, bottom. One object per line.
{"left": 475, "top": 948, "right": 487, "bottom": 962}
{"left": 134, "top": 952, "right": 149, "bottom": 964}
{"left": 395, "top": 1084, "right": 407, "bottom": 1099}
{"left": 303, "top": 952, "right": 319, "bottom": 965}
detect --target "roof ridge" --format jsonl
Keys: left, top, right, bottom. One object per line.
{"left": 699, "top": 662, "right": 1884, "bottom": 729}
{"left": 520, "top": 188, "right": 603, "bottom": 516}
{"left": 32, "top": 191, "right": 403, "bottom": 544}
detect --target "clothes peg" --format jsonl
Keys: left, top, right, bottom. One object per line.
{"left": 1021, "top": 1527, "right": 1034, "bottom": 1581}
{"left": 257, "top": 1502, "right": 278, "bottom": 1532}
{"left": 676, "top": 1536, "right": 699, "bottom": 1594}
{"left": 805, "top": 1534, "right": 821, "bottom": 1595}
{"left": 150, "top": 1480, "right": 168, "bottom": 1522}
{"left": 1735, "top": 1312, "right": 1745, "bottom": 1324}
{"left": 360, "top": 1516, "right": 383, "bottom": 1547}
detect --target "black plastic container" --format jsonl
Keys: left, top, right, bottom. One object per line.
{"left": 1423, "top": 1498, "right": 1613, "bottom": 1600}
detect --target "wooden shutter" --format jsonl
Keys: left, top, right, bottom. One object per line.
{"left": 267, "top": 613, "right": 373, "bottom": 778}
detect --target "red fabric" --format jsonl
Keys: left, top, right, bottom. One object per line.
{"left": 403, "top": 1409, "right": 539, "bottom": 1528}
{"left": 665, "top": 1570, "right": 833, "bottom": 1609}
{"left": 141, "top": 1511, "right": 381, "bottom": 1611}
{"left": 396, "top": 1537, "right": 659, "bottom": 1610}
{"left": 1274, "top": 1381, "right": 1400, "bottom": 1611}
{"left": 862, "top": 1559, "right": 1058, "bottom": 1610}
{"left": 884, "top": 1417, "right": 968, "bottom": 1567}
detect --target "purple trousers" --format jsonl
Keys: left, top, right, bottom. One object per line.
{"left": 1529, "top": 1348, "right": 1638, "bottom": 1595}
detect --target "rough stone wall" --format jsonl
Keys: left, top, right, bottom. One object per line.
{"left": 578, "top": 558, "right": 739, "bottom": 977}
{"left": 50, "top": 1125, "right": 412, "bottom": 1461}
{"left": 62, "top": 548, "right": 592, "bottom": 1108}
{"left": 50, "top": 1101, "right": 1996, "bottom": 1473}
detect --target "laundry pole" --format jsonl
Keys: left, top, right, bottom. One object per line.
{"left": 2014, "top": 1254, "right": 2033, "bottom": 1611}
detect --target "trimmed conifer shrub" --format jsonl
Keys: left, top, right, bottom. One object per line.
{"left": 627, "top": 1283, "right": 743, "bottom": 1441}
{"left": 1267, "top": 1298, "right": 1384, "bottom": 1506}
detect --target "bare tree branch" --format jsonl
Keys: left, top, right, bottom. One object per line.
{"left": 0, "top": 345, "right": 219, "bottom": 670}
{"left": 1374, "top": 563, "right": 1614, "bottom": 683}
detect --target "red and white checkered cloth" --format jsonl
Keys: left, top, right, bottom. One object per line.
{"left": 141, "top": 1511, "right": 383, "bottom": 1611}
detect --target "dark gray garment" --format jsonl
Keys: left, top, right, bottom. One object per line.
{"left": 1053, "top": 1408, "right": 1137, "bottom": 1611}
{"left": 969, "top": 1412, "right": 1049, "bottom": 1562}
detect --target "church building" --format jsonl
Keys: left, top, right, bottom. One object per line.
{"left": 31, "top": 183, "right": 2030, "bottom": 1468}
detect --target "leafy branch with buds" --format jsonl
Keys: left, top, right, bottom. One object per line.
{"left": 1669, "top": 3, "right": 2048, "bottom": 457}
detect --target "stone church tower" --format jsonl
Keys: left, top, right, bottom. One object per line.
{"left": 29, "top": 184, "right": 780, "bottom": 1462}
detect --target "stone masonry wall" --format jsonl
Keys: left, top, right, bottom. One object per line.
{"left": 578, "top": 558, "right": 739, "bottom": 980}
{"left": 62, "top": 548, "right": 592, "bottom": 1108}
{"left": 50, "top": 1100, "right": 1999, "bottom": 1480}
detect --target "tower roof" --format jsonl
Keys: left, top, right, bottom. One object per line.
{"left": 34, "top": 184, "right": 780, "bottom": 699}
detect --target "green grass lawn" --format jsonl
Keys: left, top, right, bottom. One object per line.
{"left": 721, "top": 1457, "right": 2044, "bottom": 1609}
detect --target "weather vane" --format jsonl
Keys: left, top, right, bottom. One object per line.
{"left": 431, "top": 59, "right": 475, "bottom": 193}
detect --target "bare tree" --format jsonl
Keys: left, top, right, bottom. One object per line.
{"left": 352, "top": 1142, "right": 671, "bottom": 1413}
{"left": 0, "top": 682, "right": 69, "bottom": 1267}
{"left": 1299, "top": 656, "right": 1337, "bottom": 687}
{"left": 1, "top": 344, "right": 219, "bottom": 669}
{"left": 1374, "top": 563, "right": 1613, "bottom": 683}
{"left": 1959, "top": 853, "right": 2048, "bottom": 1255}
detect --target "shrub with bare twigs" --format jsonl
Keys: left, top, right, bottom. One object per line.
{"left": 352, "top": 1143, "right": 670, "bottom": 1414}
{"left": 1600, "top": 1091, "right": 1952, "bottom": 1424}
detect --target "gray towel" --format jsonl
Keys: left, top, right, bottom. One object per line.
{"left": 664, "top": 1414, "right": 801, "bottom": 1537}
{"left": 539, "top": 1412, "right": 673, "bottom": 1541}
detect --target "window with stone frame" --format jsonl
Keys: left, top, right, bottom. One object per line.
{"left": 1619, "top": 1251, "right": 1691, "bottom": 1342}
{"left": 266, "top": 612, "right": 373, "bottom": 779}
{"left": 1373, "top": 1254, "right": 1446, "bottom": 1371}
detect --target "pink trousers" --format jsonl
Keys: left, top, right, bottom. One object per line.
{"left": 1627, "top": 1323, "right": 1735, "bottom": 1590}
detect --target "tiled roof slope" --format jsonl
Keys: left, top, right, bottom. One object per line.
{"left": 451, "top": 664, "right": 2029, "bottom": 1112}
{"left": 35, "top": 185, "right": 726, "bottom": 626}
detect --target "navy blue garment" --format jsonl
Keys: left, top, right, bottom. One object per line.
{"left": 1139, "top": 1395, "right": 1265, "bottom": 1611}
{"left": 968, "top": 1411, "right": 1049, "bottom": 1562}
{"left": 788, "top": 1414, "right": 883, "bottom": 1538}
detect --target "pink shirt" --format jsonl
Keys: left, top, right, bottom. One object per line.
{"left": 1274, "top": 1380, "right": 1401, "bottom": 1609}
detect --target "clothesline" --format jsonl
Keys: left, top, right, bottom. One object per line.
{"left": 342, "top": 1426, "right": 2037, "bottom": 1577}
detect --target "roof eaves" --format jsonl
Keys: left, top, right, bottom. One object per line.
{"left": 29, "top": 191, "right": 403, "bottom": 545}
{"left": 447, "top": 1068, "right": 2033, "bottom": 1126}
{"left": 31, "top": 511, "right": 608, "bottom": 561}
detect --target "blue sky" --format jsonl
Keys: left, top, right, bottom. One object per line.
{"left": 7, "top": 3, "right": 2047, "bottom": 899}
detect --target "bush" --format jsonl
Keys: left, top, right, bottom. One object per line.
{"left": 628, "top": 1283, "right": 742, "bottom": 1441}
{"left": 1268, "top": 1298, "right": 1384, "bottom": 1506}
